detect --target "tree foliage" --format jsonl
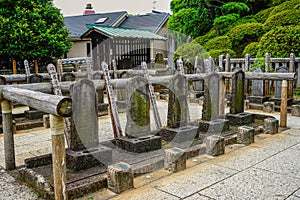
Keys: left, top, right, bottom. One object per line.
{"left": 0, "top": 0, "right": 71, "bottom": 66}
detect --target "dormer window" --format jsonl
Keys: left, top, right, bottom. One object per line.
{"left": 95, "top": 17, "right": 108, "bottom": 24}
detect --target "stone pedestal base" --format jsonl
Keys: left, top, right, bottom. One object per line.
{"left": 107, "top": 162, "right": 133, "bottom": 194}
{"left": 226, "top": 112, "right": 254, "bottom": 125}
{"left": 66, "top": 145, "right": 112, "bottom": 171}
{"left": 117, "top": 135, "right": 161, "bottom": 153}
{"left": 98, "top": 103, "right": 109, "bottom": 116}
{"left": 43, "top": 115, "right": 50, "bottom": 128}
{"left": 158, "top": 125, "right": 198, "bottom": 142}
{"left": 205, "top": 135, "right": 225, "bottom": 156}
{"left": 291, "top": 105, "right": 300, "bottom": 116}
{"left": 198, "top": 119, "right": 230, "bottom": 133}
{"left": 25, "top": 110, "right": 45, "bottom": 120}
{"left": 247, "top": 96, "right": 270, "bottom": 104}
{"left": 269, "top": 97, "right": 293, "bottom": 106}
{"left": 116, "top": 101, "right": 126, "bottom": 113}
{"left": 237, "top": 126, "right": 254, "bottom": 145}
{"left": 263, "top": 118, "right": 279, "bottom": 134}
{"left": 263, "top": 102, "right": 275, "bottom": 113}
{"left": 164, "top": 147, "right": 187, "bottom": 173}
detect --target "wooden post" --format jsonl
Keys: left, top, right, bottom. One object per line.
{"left": 12, "top": 60, "right": 17, "bottom": 74}
{"left": 1, "top": 100, "right": 15, "bottom": 170}
{"left": 225, "top": 54, "right": 230, "bottom": 94}
{"left": 289, "top": 53, "right": 295, "bottom": 98}
{"left": 280, "top": 80, "right": 288, "bottom": 127}
{"left": 219, "top": 77, "right": 225, "bottom": 115}
{"left": 265, "top": 53, "right": 271, "bottom": 96}
{"left": 50, "top": 114, "right": 67, "bottom": 200}
{"left": 34, "top": 60, "right": 39, "bottom": 74}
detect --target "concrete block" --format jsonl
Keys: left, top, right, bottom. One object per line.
{"left": 244, "top": 99, "right": 250, "bottom": 110}
{"left": 107, "top": 162, "right": 133, "bottom": 194}
{"left": 237, "top": 126, "right": 254, "bottom": 145}
{"left": 164, "top": 147, "right": 187, "bottom": 173}
{"left": 206, "top": 135, "right": 225, "bottom": 156}
{"left": 263, "top": 102, "right": 275, "bottom": 113}
{"left": 43, "top": 115, "right": 50, "bottom": 128}
{"left": 291, "top": 105, "right": 300, "bottom": 117}
{"left": 263, "top": 118, "right": 279, "bottom": 134}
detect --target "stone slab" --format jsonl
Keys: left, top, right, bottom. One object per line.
{"left": 116, "top": 101, "right": 127, "bottom": 113}
{"left": 150, "top": 162, "right": 237, "bottom": 198}
{"left": 198, "top": 119, "right": 230, "bottom": 133}
{"left": 66, "top": 145, "right": 112, "bottom": 171}
{"left": 225, "top": 112, "right": 254, "bottom": 125}
{"left": 255, "top": 148, "right": 300, "bottom": 178}
{"left": 98, "top": 103, "right": 109, "bottom": 116}
{"left": 247, "top": 96, "right": 270, "bottom": 104}
{"left": 251, "top": 133, "right": 300, "bottom": 152}
{"left": 158, "top": 126, "right": 198, "bottom": 142}
{"left": 207, "top": 146, "right": 276, "bottom": 171}
{"left": 269, "top": 97, "right": 293, "bottom": 106}
{"left": 199, "top": 168, "right": 300, "bottom": 199}
{"left": 116, "top": 135, "right": 162, "bottom": 153}
{"left": 291, "top": 105, "right": 300, "bottom": 117}
{"left": 24, "top": 110, "right": 45, "bottom": 120}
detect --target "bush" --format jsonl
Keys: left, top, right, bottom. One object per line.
{"left": 264, "top": 10, "right": 300, "bottom": 31}
{"left": 268, "top": 0, "right": 287, "bottom": 7}
{"left": 174, "top": 41, "right": 209, "bottom": 63}
{"left": 204, "top": 36, "right": 232, "bottom": 51}
{"left": 208, "top": 49, "right": 236, "bottom": 58}
{"left": 269, "top": 0, "right": 300, "bottom": 17}
{"left": 254, "top": 7, "right": 274, "bottom": 23}
{"left": 227, "top": 23, "right": 266, "bottom": 56}
{"left": 242, "top": 42, "right": 260, "bottom": 57}
{"left": 194, "top": 29, "right": 217, "bottom": 45}
{"left": 220, "top": 15, "right": 257, "bottom": 35}
{"left": 256, "top": 25, "right": 300, "bottom": 57}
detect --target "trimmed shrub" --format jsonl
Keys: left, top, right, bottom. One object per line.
{"left": 256, "top": 25, "right": 300, "bottom": 57}
{"left": 264, "top": 10, "right": 300, "bottom": 31}
{"left": 268, "top": 0, "right": 287, "bottom": 7}
{"left": 204, "top": 36, "right": 232, "bottom": 51}
{"left": 227, "top": 23, "right": 266, "bottom": 56}
{"left": 174, "top": 41, "right": 209, "bottom": 63}
{"left": 208, "top": 49, "right": 236, "bottom": 58}
{"left": 269, "top": 0, "right": 300, "bottom": 17}
{"left": 194, "top": 29, "right": 217, "bottom": 45}
{"left": 242, "top": 42, "right": 260, "bottom": 57}
{"left": 254, "top": 7, "right": 274, "bottom": 23}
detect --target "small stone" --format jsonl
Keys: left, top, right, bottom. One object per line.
{"left": 263, "top": 118, "right": 279, "bottom": 134}
{"left": 164, "top": 147, "right": 187, "bottom": 173}
{"left": 206, "top": 135, "right": 225, "bottom": 156}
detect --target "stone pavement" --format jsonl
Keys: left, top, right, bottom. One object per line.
{"left": 1, "top": 105, "right": 300, "bottom": 199}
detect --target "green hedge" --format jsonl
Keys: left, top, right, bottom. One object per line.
{"left": 257, "top": 25, "right": 300, "bottom": 57}
{"left": 173, "top": 41, "right": 209, "bottom": 63}
{"left": 264, "top": 10, "right": 300, "bottom": 30}
{"left": 269, "top": 0, "right": 300, "bottom": 17}
{"left": 242, "top": 42, "right": 260, "bottom": 57}
{"left": 208, "top": 49, "right": 236, "bottom": 58}
{"left": 227, "top": 23, "right": 266, "bottom": 56}
{"left": 254, "top": 7, "right": 274, "bottom": 23}
{"left": 194, "top": 29, "right": 217, "bottom": 45}
{"left": 204, "top": 36, "right": 232, "bottom": 51}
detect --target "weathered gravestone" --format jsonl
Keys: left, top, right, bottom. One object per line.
{"left": 270, "top": 65, "right": 293, "bottom": 107}
{"left": 67, "top": 79, "right": 111, "bottom": 171}
{"left": 159, "top": 74, "right": 198, "bottom": 143}
{"left": 198, "top": 73, "right": 229, "bottom": 133}
{"left": 247, "top": 67, "right": 269, "bottom": 105}
{"left": 117, "top": 76, "right": 161, "bottom": 153}
{"left": 91, "top": 71, "right": 109, "bottom": 116}
{"left": 226, "top": 69, "right": 254, "bottom": 125}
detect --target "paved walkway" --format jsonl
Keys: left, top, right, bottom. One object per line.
{"left": 0, "top": 108, "right": 300, "bottom": 199}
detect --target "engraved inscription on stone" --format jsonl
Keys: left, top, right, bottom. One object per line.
{"left": 252, "top": 67, "right": 264, "bottom": 96}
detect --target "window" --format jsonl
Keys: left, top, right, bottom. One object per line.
{"left": 95, "top": 17, "right": 108, "bottom": 24}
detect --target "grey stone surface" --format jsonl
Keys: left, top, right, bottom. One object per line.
{"left": 184, "top": 193, "right": 211, "bottom": 200}
{"left": 252, "top": 67, "right": 264, "bottom": 96}
{"left": 151, "top": 162, "right": 237, "bottom": 198}
{"left": 200, "top": 168, "right": 300, "bottom": 200}
{"left": 0, "top": 171, "right": 38, "bottom": 200}
{"left": 286, "top": 196, "right": 300, "bottom": 200}
{"left": 207, "top": 146, "right": 276, "bottom": 171}
{"left": 255, "top": 148, "right": 300, "bottom": 178}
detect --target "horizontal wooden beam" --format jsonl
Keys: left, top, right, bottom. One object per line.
{"left": 2, "top": 87, "right": 72, "bottom": 117}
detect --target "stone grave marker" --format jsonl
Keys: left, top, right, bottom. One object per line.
{"left": 125, "top": 76, "right": 150, "bottom": 137}
{"left": 202, "top": 73, "right": 221, "bottom": 121}
{"left": 70, "top": 79, "right": 99, "bottom": 150}
{"left": 275, "top": 66, "right": 288, "bottom": 98}
{"left": 252, "top": 67, "right": 264, "bottom": 96}
{"left": 230, "top": 69, "right": 245, "bottom": 114}
{"left": 167, "top": 74, "right": 189, "bottom": 128}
